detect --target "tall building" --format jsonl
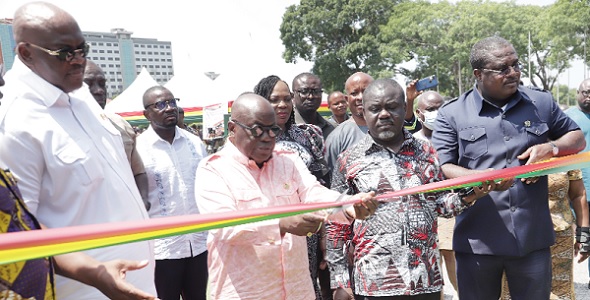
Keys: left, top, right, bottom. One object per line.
{"left": 0, "top": 20, "right": 173, "bottom": 98}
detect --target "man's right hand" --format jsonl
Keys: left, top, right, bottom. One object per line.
{"left": 279, "top": 213, "right": 325, "bottom": 236}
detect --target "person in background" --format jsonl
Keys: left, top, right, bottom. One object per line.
{"left": 403, "top": 79, "right": 423, "bottom": 134}
{"left": 254, "top": 75, "right": 332, "bottom": 299}
{"left": 0, "top": 2, "right": 157, "bottom": 298}
{"left": 327, "top": 91, "right": 349, "bottom": 126}
{"left": 324, "top": 72, "right": 373, "bottom": 171}
{"left": 83, "top": 60, "right": 150, "bottom": 210}
{"left": 195, "top": 92, "right": 378, "bottom": 300}
{"left": 432, "top": 36, "right": 585, "bottom": 300}
{"left": 177, "top": 106, "right": 199, "bottom": 136}
{"left": 136, "top": 86, "right": 209, "bottom": 300}
{"left": 565, "top": 78, "right": 590, "bottom": 289}
{"left": 292, "top": 72, "right": 335, "bottom": 139}
{"left": 412, "top": 91, "right": 459, "bottom": 300}
{"left": 327, "top": 78, "right": 492, "bottom": 300}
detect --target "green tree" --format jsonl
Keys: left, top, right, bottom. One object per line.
{"left": 379, "top": 0, "right": 586, "bottom": 96}
{"left": 551, "top": 84, "right": 577, "bottom": 108}
{"left": 380, "top": 0, "right": 544, "bottom": 97}
{"left": 280, "top": 0, "right": 399, "bottom": 91}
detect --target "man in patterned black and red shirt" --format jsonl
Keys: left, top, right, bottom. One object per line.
{"left": 326, "top": 78, "right": 492, "bottom": 300}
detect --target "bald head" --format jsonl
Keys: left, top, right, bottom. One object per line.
{"left": 344, "top": 72, "right": 374, "bottom": 121}
{"left": 230, "top": 92, "right": 277, "bottom": 165}
{"left": 417, "top": 91, "right": 444, "bottom": 111}
{"left": 231, "top": 92, "right": 276, "bottom": 123}
{"left": 84, "top": 61, "right": 107, "bottom": 108}
{"left": 345, "top": 72, "right": 373, "bottom": 92}
{"left": 13, "top": 2, "right": 85, "bottom": 93}
{"left": 13, "top": 2, "right": 79, "bottom": 43}
{"left": 576, "top": 78, "right": 590, "bottom": 113}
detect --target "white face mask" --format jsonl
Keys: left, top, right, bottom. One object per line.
{"left": 421, "top": 110, "right": 438, "bottom": 130}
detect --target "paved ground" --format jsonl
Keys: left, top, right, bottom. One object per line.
{"left": 442, "top": 256, "right": 590, "bottom": 299}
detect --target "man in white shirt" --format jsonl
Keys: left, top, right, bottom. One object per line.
{"left": 0, "top": 2, "right": 156, "bottom": 299}
{"left": 136, "top": 85, "right": 209, "bottom": 300}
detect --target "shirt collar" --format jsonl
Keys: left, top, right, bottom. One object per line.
{"left": 8, "top": 58, "right": 70, "bottom": 107}
{"left": 360, "top": 129, "right": 414, "bottom": 155}
{"left": 223, "top": 140, "right": 272, "bottom": 169}
{"left": 143, "top": 125, "right": 185, "bottom": 145}
{"left": 471, "top": 83, "right": 524, "bottom": 113}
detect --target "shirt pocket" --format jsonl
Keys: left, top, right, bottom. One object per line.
{"left": 55, "top": 142, "right": 102, "bottom": 186}
{"left": 525, "top": 122, "right": 549, "bottom": 145}
{"left": 234, "top": 190, "right": 265, "bottom": 211}
{"left": 459, "top": 127, "right": 488, "bottom": 160}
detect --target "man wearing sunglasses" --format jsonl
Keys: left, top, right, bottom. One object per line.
{"left": 195, "top": 92, "right": 378, "bottom": 300}
{"left": 431, "top": 36, "right": 585, "bottom": 299}
{"left": 0, "top": 2, "right": 156, "bottom": 299}
{"left": 292, "top": 72, "right": 335, "bottom": 139}
{"left": 136, "top": 85, "right": 209, "bottom": 300}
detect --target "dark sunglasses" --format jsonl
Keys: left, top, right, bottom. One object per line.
{"left": 28, "top": 42, "right": 90, "bottom": 62}
{"left": 232, "top": 119, "right": 281, "bottom": 138}
{"left": 145, "top": 98, "right": 179, "bottom": 110}
{"left": 481, "top": 63, "right": 522, "bottom": 77}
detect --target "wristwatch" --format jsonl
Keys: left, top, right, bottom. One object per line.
{"left": 549, "top": 142, "right": 559, "bottom": 156}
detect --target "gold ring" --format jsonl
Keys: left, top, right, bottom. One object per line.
{"left": 307, "top": 232, "right": 313, "bottom": 237}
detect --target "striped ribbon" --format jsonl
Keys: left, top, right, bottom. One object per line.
{"left": 1, "top": 151, "right": 589, "bottom": 265}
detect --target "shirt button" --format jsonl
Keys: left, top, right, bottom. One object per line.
{"left": 510, "top": 206, "right": 517, "bottom": 212}
{"left": 502, "top": 114, "right": 506, "bottom": 119}
{"left": 507, "top": 158, "right": 512, "bottom": 164}
{"left": 470, "top": 134, "right": 475, "bottom": 140}
{"left": 504, "top": 136, "right": 510, "bottom": 141}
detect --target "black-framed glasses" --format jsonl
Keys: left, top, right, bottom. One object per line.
{"left": 28, "top": 42, "right": 90, "bottom": 62}
{"left": 481, "top": 63, "right": 522, "bottom": 76}
{"left": 296, "top": 88, "right": 323, "bottom": 97}
{"left": 145, "top": 98, "right": 179, "bottom": 110}
{"left": 231, "top": 119, "right": 281, "bottom": 138}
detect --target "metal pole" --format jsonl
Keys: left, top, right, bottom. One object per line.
{"left": 528, "top": 30, "right": 533, "bottom": 85}
{"left": 458, "top": 60, "right": 462, "bottom": 95}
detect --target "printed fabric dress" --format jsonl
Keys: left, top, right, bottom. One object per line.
{"left": 275, "top": 123, "right": 330, "bottom": 300}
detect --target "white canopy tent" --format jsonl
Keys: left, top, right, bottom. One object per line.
{"left": 164, "top": 72, "right": 253, "bottom": 109}
{"left": 105, "top": 67, "right": 160, "bottom": 114}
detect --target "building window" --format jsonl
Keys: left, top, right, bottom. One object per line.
{"left": 99, "top": 50, "right": 105, "bottom": 53}
{"left": 106, "top": 43, "right": 112, "bottom": 46}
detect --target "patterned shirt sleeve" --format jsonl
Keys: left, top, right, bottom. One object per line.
{"left": 326, "top": 151, "right": 354, "bottom": 288}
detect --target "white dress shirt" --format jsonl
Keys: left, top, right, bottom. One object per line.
{"left": 0, "top": 58, "right": 156, "bottom": 300}
{"left": 136, "top": 126, "right": 208, "bottom": 259}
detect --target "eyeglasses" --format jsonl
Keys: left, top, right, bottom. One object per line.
{"left": 145, "top": 98, "right": 179, "bottom": 110}
{"left": 231, "top": 119, "right": 281, "bottom": 138}
{"left": 481, "top": 63, "right": 522, "bottom": 76}
{"left": 296, "top": 88, "right": 323, "bottom": 97}
{"left": 28, "top": 42, "right": 90, "bottom": 62}
{"left": 580, "top": 90, "right": 590, "bottom": 97}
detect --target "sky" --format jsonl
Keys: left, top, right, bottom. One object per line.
{"left": 0, "top": 0, "right": 583, "bottom": 91}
